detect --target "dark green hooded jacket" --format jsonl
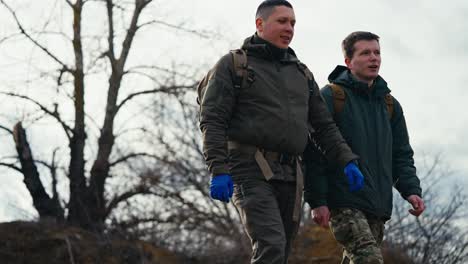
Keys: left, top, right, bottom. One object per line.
{"left": 304, "top": 66, "right": 422, "bottom": 220}
{"left": 198, "top": 36, "right": 357, "bottom": 178}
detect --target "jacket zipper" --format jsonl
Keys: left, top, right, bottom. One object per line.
{"left": 370, "top": 94, "right": 382, "bottom": 217}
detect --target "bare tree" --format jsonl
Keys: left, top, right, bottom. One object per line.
{"left": 99, "top": 92, "right": 252, "bottom": 262}
{"left": 0, "top": 1, "right": 252, "bottom": 261}
{"left": 0, "top": 0, "right": 208, "bottom": 232}
{"left": 385, "top": 153, "right": 468, "bottom": 264}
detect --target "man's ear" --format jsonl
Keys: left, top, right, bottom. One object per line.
{"left": 255, "top": 17, "right": 263, "bottom": 34}
{"left": 344, "top": 57, "right": 351, "bottom": 68}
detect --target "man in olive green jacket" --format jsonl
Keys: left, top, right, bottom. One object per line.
{"left": 304, "top": 31, "right": 425, "bottom": 264}
{"left": 198, "top": 1, "right": 364, "bottom": 263}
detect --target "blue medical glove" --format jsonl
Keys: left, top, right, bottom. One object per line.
{"left": 344, "top": 161, "right": 364, "bottom": 192}
{"left": 210, "top": 174, "right": 233, "bottom": 203}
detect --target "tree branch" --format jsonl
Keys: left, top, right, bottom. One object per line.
{"left": 116, "top": 84, "right": 194, "bottom": 113}
{"left": 0, "top": 0, "right": 73, "bottom": 72}
{"left": 109, "top": 152, "right": 159, "bottom": 167}
{"left": 0, "top": 162, "right": 22, "bottom": 173}
{"left": 0, "top": 125, "right": 13, "bottom": 135}
{"left": 88, "top": 0, "right": 152, "bottom": 229}
{"left": 105, "top": 185, "right": 154, "bottom": 218}
{"left": 13, "top": 122, "right": 64, "bottom": 221}
{"left": 32, "top": 149, "right": 62, "bottom": 207}
{"left": 0, "top": 32, "right": 22, "bottom": 46}
{"left": 125, "top": 65, "right": 194, "bottom": 80}
{"left": 0, "top": 92, "right": 73, "bottom": 140}
{"left": 138, "top": 19, "right": 212, "bottom": 39}
{"left": 117, "top": 0, "right": 152, "bottom": 66}
{"left": 66, "top": 0, "right": 92, "bottom": 229}
{"left": 105, "top": 0, "right": 116, "bottom": 64}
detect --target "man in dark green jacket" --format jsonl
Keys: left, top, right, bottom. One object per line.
{"left": 304, "top": 31, "right": 425, "bottom": 264}
{"left": 198, "top": 1, "right": 364, "bottom": 263}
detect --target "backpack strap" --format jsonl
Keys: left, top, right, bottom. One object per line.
{"left": 198, "top": 49, "right": 251, "bottom": 106}
{"left": 296, "top": 62, "right": 314, "bottom": 82}
{"left": 384, "top": 94, "right": 394, "bottom": 120}
{"left": 230, "top": 49, "right": 250, "bottom": 90}
{"left": 329, "top": 83, "right": 346, "bottom": 117}
{"left": 330, "top": 82, "right": 394, "bottom": 120}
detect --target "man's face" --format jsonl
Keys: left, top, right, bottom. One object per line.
{"left": 256, "top": 6, "right": 295, "bottom": 49}
{"left": 345, "top": 40, "right": 381, "bottom": 83}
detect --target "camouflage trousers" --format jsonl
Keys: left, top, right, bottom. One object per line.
{"left": 329, "top": 208, "right": 385, "bottom": 264}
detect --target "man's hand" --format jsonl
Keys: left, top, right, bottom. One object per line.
{"left": 210, "top": 174, "right": 233, "bottom": 203}
{"left": 344, "top": 161, "right": 364, "bottom": 192}
{"left": 311, "top": 206, "right": 330, "bottom": 228}
{"left": 407, "top": 195, "right": 425, "bottom": 216}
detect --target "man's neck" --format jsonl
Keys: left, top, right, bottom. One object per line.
{"left": 253, "top": 34, "right": 288, "bottom": 59}
{"left": 350, "top": 72, "right": 375, "bottom": 88}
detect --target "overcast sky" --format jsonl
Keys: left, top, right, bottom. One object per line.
{"left": 0, "top": 0, "right": 467, "bottom": 221}
{"left": 174, "top": 0, "right": 468, "bottom": 182}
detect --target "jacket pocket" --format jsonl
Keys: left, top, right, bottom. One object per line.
{"left": 360, "top": 162, "right": 378, "bottom": 192}
{"left": 358, "top": 162, "right": 381, "bottom": 213}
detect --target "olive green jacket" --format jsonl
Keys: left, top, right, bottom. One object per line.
{"left": 198, "top": 36, "right": 357, "bottom": 177}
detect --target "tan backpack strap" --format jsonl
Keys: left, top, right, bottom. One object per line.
{"left": 329, "top": 83, "right": 346, "bottom": 116}
{"left": 230, "top": 49, "right": 248, "bottom": 89}
{"left": 196, "top": 69, "right": 215, "bottom": 105}
{"left": 293, "top": 158, "right": 304, "bottom": 222}
{"left": 384, "top": 94, "right": 394, "bottom": 119}
{"left": 297, "top": 62, "right": 314, "bottom": 81}
{"left": 228, "top": 140, "right": 274, "bottom": 180}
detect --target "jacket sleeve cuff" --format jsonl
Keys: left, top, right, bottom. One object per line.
{"left": 306, "top": 199, "right": 328, "bottom": 209}
{"left": 304, "top": 192, "right": 327, "bottom": 209}
{"left": 401, "top": 188, "right": 422, "bottom": 200}
{"left": 339, "top": 154, "right": 360, "bottom": 169}
{"left": 211, "top": 164, "right": 230, "bottom": 177}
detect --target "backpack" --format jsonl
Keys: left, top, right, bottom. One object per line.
{"left": 229, "top": 48, "right": 315, "bottom": 92}
{"left": 197, "top": 49, "right": 316, "bottom": 105}
{"left": 196, "top": 50, "right": 251, "bottom": 106}
{"left": 329, "top": 83, "right": 394, "bottom": 119}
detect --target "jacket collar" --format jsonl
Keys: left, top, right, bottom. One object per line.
{"left": 328, "top": 65, "right": 391, "bottom": 97}
{"left": 241, "top": 34, "right": 299, "bottom": 63}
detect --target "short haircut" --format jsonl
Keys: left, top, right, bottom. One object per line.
{"left": 255, "top": 0, "right": 293, "bottom": 20}
{"left": 342, "top": 31, "right": 380, "bottom": 59}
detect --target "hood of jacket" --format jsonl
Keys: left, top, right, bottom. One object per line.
{"left": 328, "top": 65, "right": 391, "bottom": 98}
{"left": 241, "top": 34, "right": 299, "bottom": 63}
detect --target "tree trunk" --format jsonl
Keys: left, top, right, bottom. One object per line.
{"left": 13, "top": 123, "right": 64, "bottom": 222}
{"left": 67, "top": 0, "right": 93, "bottom": 230}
